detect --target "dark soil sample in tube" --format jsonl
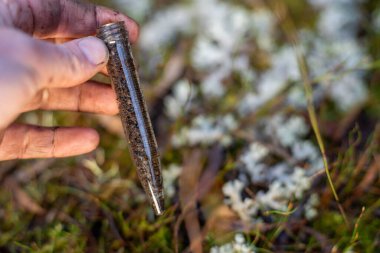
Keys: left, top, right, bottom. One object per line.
{"left": 98, "top": 22, "right": 164, "bottom": 215}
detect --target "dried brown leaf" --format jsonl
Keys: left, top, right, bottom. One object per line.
{"left": 4, "top": 178, "right": 45, "bottom": 215}
{"left": 149, "top": 41, "right": 187, "bottom": 106}
{"left": 203, "top": 205, "right": 240, "bottom": 237}
{"left": 178, "top": 150, "right": 203, "bottom": 253}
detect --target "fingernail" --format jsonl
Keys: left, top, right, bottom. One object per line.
{"left": 78, "top": 37, "right": 109, "bottom": 65}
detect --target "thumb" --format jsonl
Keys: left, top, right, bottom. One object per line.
{"left": 36, "top": 36, "right": 109, "bottom": 89}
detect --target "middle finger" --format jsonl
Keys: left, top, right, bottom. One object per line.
{"left": 24, "top": 81, "right": 118, "bottom": 115}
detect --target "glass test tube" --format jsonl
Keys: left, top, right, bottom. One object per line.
{"left": 97, "top": 22, "right": 164, "bottom": 215}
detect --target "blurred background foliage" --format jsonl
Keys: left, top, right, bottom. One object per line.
{"left": 0, "top": 0, "right": 380, "bottom": 252}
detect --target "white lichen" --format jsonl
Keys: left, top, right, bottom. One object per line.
{"left": 304, "top": 193, "right": 320, "bottom": 220}
{"left": 223, "top": 180, "right": 258, "bottom": 221}
{"left": 172, "top": 114, "right": 238, "bottom": 147}
{"left": 164, "top": 79, "right": 194, "bottom": 119}
{"left": 163, "top": 164, "right": 182, "bottom": 198}
{"left": 329, "top": 73, "right": 368, "bottom": 111}
{"left": 210, "top": 233, "right": 256, "bottom": 253}
{"left": 113, "top": 0, "right": 371, "bottom": 226}
{"left": 266, "top": 115, "right": 309, "bottom": 147}
{"left": 222, "top": 112, "right": 323, "bottom": 221}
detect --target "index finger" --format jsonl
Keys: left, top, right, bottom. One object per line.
{"left": 1, "top": 0, "right": 139, "bottom": 42}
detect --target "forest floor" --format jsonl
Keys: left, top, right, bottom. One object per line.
{"left": 0, "top": 0, "right": 379, "bottom": 252}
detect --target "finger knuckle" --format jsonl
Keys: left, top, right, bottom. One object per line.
{"left": 24, "top": 126, "right": 55, "bottom": 158}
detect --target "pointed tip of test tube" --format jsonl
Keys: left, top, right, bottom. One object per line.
{"left": 147, "top": 182, "right": 165, "bottom": 216}
{"left": 153, "top": 199, "right": 165, "bottom": 216}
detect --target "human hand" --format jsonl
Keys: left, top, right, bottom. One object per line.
{"left": 0, "top": 0, "right": 139, "bottom": 160}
